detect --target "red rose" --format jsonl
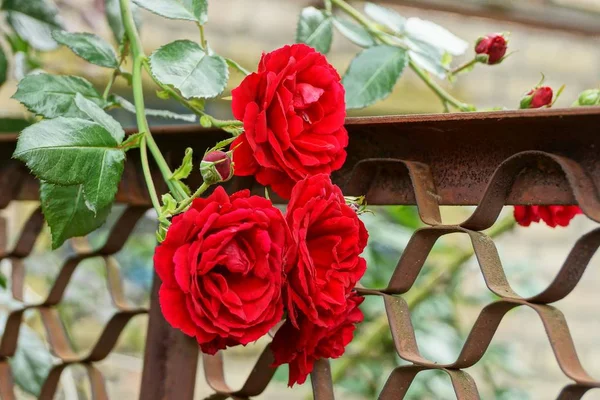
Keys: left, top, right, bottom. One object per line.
{"left": 475, "top": 33, "right": 507, "bottom": 64}
{"left": 230, "top": 44, "right": 348, "bottom": 199}
{"left": 271, "top": 294, "right": 364, "bottom": 386}
{"left": 520, "top": 86, "right": 553, "bottom": 109}
{"left": 514, "top": 205, "right": 582, "bottom": 227}
{"left": 154, "top": 186, "right": 291, "bottom": 354}
{"left": 284, "top": 174, "right": 368, "bottom": 328}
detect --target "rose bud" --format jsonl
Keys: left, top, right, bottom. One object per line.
{"left": 475, "top": 33, "right": 508, "bottom": 65}
{"left": 520, "top": 86, "right": 553, "bottom": 109}
{"left": 200, "top": 150, "right": 233, "bottom": 185}
{"left": 573, "top": 89, "right": 600, "bottom": 107}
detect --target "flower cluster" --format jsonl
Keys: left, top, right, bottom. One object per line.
{"left": 154, "top": 45, "right": 366, "bottom": 386}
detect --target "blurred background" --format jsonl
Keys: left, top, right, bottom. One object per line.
{"left": 0, "top": 0, "right": 600, "bottom": 399}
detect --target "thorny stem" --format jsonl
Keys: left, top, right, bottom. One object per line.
{"left": 120, "top": 0, "right": 187, "bottom": 203}
{"left": 329, "top": 0, "right": 475, "bottom": 112}
{"left": 330, "top": 214, "right": 517, "bottom": 384}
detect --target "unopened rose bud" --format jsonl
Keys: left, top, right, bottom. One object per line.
{"left": 574, "top": 89, "right": 600, "bottom": 106}
{"left": 475, "top": 33, "right": 507, "bottom": 65}
{"left": 520, "top": 86, "right": 553, "bottom": 109}
{"left": 200, "top": 150, "right": 233, "bottom": 185}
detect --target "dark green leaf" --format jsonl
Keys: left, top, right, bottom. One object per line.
{"left": 110, "top": 94, "right": 197, "bottom": 122}
{"left": 2, "top": 0, "right": 63, "bottom": 51}
{"left": 333, "top": 17, "right": 376, "bottom": 48}
{"left": 0, "top": 272, "right": 5, "bottom": 288}
{"left": 13, "top": 117, "right": 125, "bottom": 212}
{"left": 40, "top": 182, "right": 112, "bottom": 249}
{"left": 12, "top": 74, "right": 105, "bottom": 118}
{"left": 133, "top": 0, "right": 208, "bottom": 24}
{"left": 342, "top": 45, "right": 408, "bottom": 109}
{"left": 0, "top": 45, "right": 7, "bottom": 87}
{"left": 74, "top": 93, "right": 125, "bottom": 143}
{"left": 149, "top": 40, "right": 228, "bottom": 99}
{"left": 104, "top": 0, "right": 142, "bottom": 42}
{"left": 364, "top": 2, "right": 405, "bottom": 33}
{"left": 7, "top": 320, "right": 52, "bottom": 396}
{"left": 52, "top": 30, "right": 118, "bottom": 68}
{"left": 296, "top": 7, "right": 333, "bottom": 54}
{"left": 171, "top": 147, "right": 193, "bottom": 180}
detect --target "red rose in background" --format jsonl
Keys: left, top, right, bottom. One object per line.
{"left": 475, "top": 33, "right": 507, "bottom": 64}
{"left": 230, "top": 44, "right": 348, "bottom": 199}
{"left": 284, "top": 174, "right": 368, "bottom": 328}
{"left": 154, "top": 187, "right": 292, "bottom": 354}
{"left": 520, "top": 86, "right": 554, "bottom": 109}
{"left": 514, "top": 205, "right": 582, "bottom": 227}
{"left": 271, "top": 294, "right": 364, "bottom": 386}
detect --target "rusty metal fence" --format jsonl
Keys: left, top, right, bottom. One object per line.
{"left": 0, "top": 108, "right": 599, "bottom": 399}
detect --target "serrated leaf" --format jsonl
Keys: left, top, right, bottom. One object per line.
{"left": 110, "top": 94, "right": 197, "bottom": 122}
{"left": 12, "top": 74, "right": 105, "bottom": 118}
{"left": 149, "top": 40, "right": 228, "bottom": 99}
{"left": 0, "top": 46, "right": 7, "bottom": 86}
{"left": 52, "top": 30, "right": 118, "bottom": 68}
{"left": 133, "top": 0, "right": 208, "bottom": 24}
{"left": 171, "top": 147, "right": 193, "bottom": 180}
{"left": 13, "top": 117, "right": 125, "bottom": 212}
{"left": 364, "top": 2, "right": 405, "bottom": 33}
{"left": 104, "top": 0, "right": 142, "bottom": 42}
{"left": 5, "top": 319, "right": 52, "bottom": 396}
{"left": 405, "top": 18, "right": 467, "bottom": 56}
{"left": 333, "top": 17, "right": 375, "bottom": 48}
{"left": 342, "top": 45, "right": 408, "bottom": 109}
{"left": 40, "top": 182, "right": 111, "bottom": 249}
{"left": 296, "top": 7, "right": 333, "bottom": 54}
{"left": 2, "top": 0, "right": 63, "bottom": 51}
{"left": 74, "top": 93, "right": 125, "bottom": 143}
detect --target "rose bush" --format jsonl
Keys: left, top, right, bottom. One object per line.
{"left": 230, "top": 44, "right": 348, "bottom": 199}
{"left": 154, "top": 186, "right": 292, "bottom": 354}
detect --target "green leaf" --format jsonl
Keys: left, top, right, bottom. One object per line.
{"left": 171, "top": 147, "right": 193, "bottom": 181}
{"left": 120, "top": 132, "right": 144, "bottom": 150}
{"left": 149, "top": 40, "right": 228, "bottom": 99}
{"left": 2, "top": 0, "right": 63, "bottom": 51}
{"left": 364, "top": 2, "right": 406, "bottom": 33}
{"left": 333, "top": 17, "right": 375, "bottom": 48}
{"left": 405, "top": 18, "right": 467, "bottom": 56}
{"left": 296, "top": 7, "right": 333, "bottom": 54}
{"left": 342, "top": 45, "right": 408, "bottom": 109}
{"left": 52, "top": 30, "right": 118, "bottom": 68}
{"left": 5, "top": 319, "right": 52, "bottom": 396}
{"left": 104, "top": 0, "right": 142, "bottom": 42}
{"left": 40, "top": 182, "right": 112, "bottom": 249}
{"left": 0, "top": 272, "right": 5, "bottom": 288}
{"left": 74, "top": 93, "right": 125, "bottom": 143}
{"left": 0, "top": 118, "right": 31, "bottom": 133}
{"left": 406, "top": 37, "right": 447, "bottom": 79}
{"left": 13, "top": 117, "right": 125, "bottom": 212}
{"left": 12, "top": 74, "right": 105, "bottom": 118}
{"left": 110, "top": 94, "right": 197, "bottom": 122}
{"left": 133, "top": 0, "right": 208, "bottom": 24}
{"left": 0, "top": 46, "right": 7, "bottom": 86}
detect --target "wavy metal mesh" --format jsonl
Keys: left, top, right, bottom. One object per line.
{"left": 0, "top": 109, "right": 599, "bottom": 399}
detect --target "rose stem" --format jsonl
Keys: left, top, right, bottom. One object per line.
{"left": 120, "top": 0, "right": 188, "bottom": 203}
{"left": 329, "top": 0, "right": 475, "bottom": 112}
